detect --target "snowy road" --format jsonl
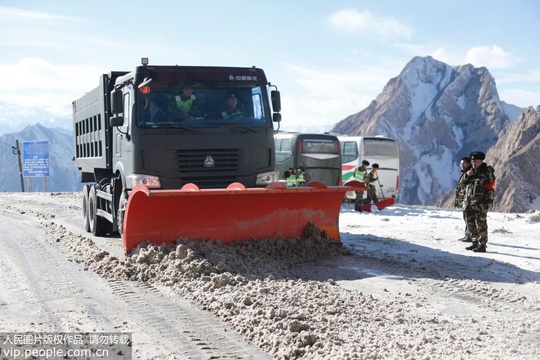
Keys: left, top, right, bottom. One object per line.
{"left": 0, "top": 193, "right": 269, "bottom": 359}
{"left": 0, "top": 192, "right": 539, "bottom": 359}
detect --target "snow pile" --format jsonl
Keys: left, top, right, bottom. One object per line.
{"left": 70, "top": 223, "right": 350, "bottom": 281}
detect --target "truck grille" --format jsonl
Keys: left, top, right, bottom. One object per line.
{"left": 175, "top": 148, "right": 239, "bottom": 173}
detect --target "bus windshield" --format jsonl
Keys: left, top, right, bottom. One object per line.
{"left": 274, "top": 133, "right": 342, "bottom": 186}
{"left": 136, "top": 84, "right": 268, "bottom": 128}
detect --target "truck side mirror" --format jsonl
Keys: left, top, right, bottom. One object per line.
{"left": 110, "top": 88, "right": 124, "bottom": 127}
{"left": 271, "top": 90, "right": 281, "bottom": 113}
{"left": 111, "top": 88, "right": 124, "bottom": 115}
{"left": 273, "top": 113, "right": 282, "bottom": 123}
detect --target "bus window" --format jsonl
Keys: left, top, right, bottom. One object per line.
{"left": 364, "top": 139, "right": 398, "bottom": 157}
{"left": 341, "top": 141, "right": 358, "bottom": 163}
{"left": 275, "top": 138, "right": 292, "bottom": 162}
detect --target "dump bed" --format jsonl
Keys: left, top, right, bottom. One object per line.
{"left": 72, "top": 72, "right": 127, "bottom": 180}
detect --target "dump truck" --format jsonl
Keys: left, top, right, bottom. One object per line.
{"left": 73, "top": 58, "right": 354, "bottom": 254}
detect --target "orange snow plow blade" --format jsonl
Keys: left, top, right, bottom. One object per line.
{"left": 342, "top": 180, "right": 368, "bottom": 203}
{"left": 343, "top": 180, "right": 368, "bottom": 191}
{"left": 122, "top": 181, "right": 352, "bottom": 254}
{"left": 375, "top": 197, "right": 395, "bottom": 210}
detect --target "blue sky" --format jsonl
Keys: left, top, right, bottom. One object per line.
{"left": 0, "top": 0, "right": 539, "bottom": 132}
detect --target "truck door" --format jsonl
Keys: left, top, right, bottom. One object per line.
{"left": 112, "top": 86, "right": 135, "bottom": 183}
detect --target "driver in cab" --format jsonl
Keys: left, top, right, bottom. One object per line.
{"left": 221, "top": 93, "right": 243, "bottom": 120}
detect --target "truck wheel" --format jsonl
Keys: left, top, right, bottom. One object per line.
{"left": 88, "top": 185, "right": 108, "bottom": 236}
{"left": 116, "top": 192, "right": 127, "bottom": 235}
{"left": 82, "top": 185, "right": 91, "bottom": 232}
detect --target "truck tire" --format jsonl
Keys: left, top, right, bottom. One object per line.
{"left": 111, "top": 176, "right": 125, "bottom": 235}
{"left": 116, "top": 194, "right": 127, "bottom": 235}
{"left": 88, "top": 185, "right": 109, "bottom": 236}
{"left": 82, "top": 184, "right": 91, "bottom": 232}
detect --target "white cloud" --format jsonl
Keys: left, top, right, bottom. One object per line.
{"left": 0, "top": 57, "right": 105, "bottom": 91}
{"left": 0, "top": 6, "right": 84, "bottom": 48}
{"left": 0, "top": 6, "right": 130, "bottom": 57}
{"left": 0, "top": 5, "right": 81, "bottom": 22}
{"left": 328, "top": 9, "right": 412, "bottom": 40}
{"left": 466, "top": 45, "right": 522, "bottom": 69}
{"left": 498, "top": 88, "right": 540, "bottom": 108}
{"left": 276, "top": 62, "right": 395, "bottom": 132}
{"left": 394, "top": 43, "right": 469, "bottom": 66}
{"left": 495, "top": 69, "right": 540, "bottom": 84}
{"left": 0, "top": 57, "right": 107, "bottom": 113}
{"left": 282, "top": 62, "right": 392, "bottom": 96}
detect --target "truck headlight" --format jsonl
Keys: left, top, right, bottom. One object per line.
{"left": 127, "top": 174, "right": 161, "bottom": 189}
{"left": 256, "top": 171, "right": 276, "bottom": 185}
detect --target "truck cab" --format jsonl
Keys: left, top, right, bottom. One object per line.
{"left": 73, "top": 59, "right": 282, "bottom": 235}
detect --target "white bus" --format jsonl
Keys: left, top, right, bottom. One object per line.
{"left": 274, "top": 132, "right": 342, "bottom": 186}
{"left": 338, "top": 135, "right": 399, "bottom": 201}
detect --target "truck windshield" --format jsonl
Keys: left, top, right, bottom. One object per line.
{"left": 136, "top": 85, "right": 268, "bottom": 128}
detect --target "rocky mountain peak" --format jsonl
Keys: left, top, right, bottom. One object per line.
{"left": 332, "top": 56, "right": 527, "bottom": 210}
{"left": 399, "top": 56, "right": 454, "bottom": 86}
{"left": 487, "top": 107, "right": 540, "bottom": 212}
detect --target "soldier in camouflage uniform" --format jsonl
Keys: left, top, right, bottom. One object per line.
{"left": 455, "top": 156, "right": 472, "bottom": 242}
{"left": 365, "top": 163, "right": 380, "bottom": 205}
{"left": 462, "top": 151, "right": 496, "bottom": 253}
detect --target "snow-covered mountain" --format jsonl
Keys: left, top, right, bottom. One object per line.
{"left": 331, "top": 56, "right": 537, "bottom": 212}
{"left": 0, "top": 100, "right": 72, "bottom": 136}
{"left": 0, "top": 123, "right": 80, "bottom": 192}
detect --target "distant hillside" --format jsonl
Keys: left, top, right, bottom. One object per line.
{"left": 437, "top": 106, "right": 540, "bottom": 212}
{"left": 0, "top": 124, "right": 79, "bottom": 192}
{"left": 0, "top": 100, "right": 71, "bottom": 136}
